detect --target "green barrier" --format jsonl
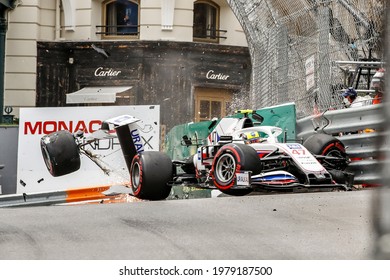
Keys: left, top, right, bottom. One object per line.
{"left": 252, "top": 102, "right": 296, "bottom": 142}
{"left": 167, "top": 185, "right": 213, "bottom": 200}
{"left": 164, "top": 120, "right": 217, "bottom": 199}
{"left": 164, "top": 120, "right": 215, "bottom": 161}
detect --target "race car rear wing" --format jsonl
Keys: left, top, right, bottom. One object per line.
{"left": 104, "top": 115, "right": 145, "bottom": 172}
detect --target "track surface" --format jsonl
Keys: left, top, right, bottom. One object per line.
{"left": 0, "top": 190, "right": 375, "bottom": 260}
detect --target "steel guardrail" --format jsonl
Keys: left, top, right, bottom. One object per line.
{"left": 0, "top": 185, "right": 136, "bottom": 207}
{"left": 297, "top": 104, "right": 385, "bottom": 185}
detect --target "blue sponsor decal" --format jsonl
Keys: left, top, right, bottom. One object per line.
{"left": 286, "top": 144, "right": 302, "bottom": 149}
{"left": 252, "top": 173, "right": 297, "bottom": 182}
{"left": 131, "top": 129, "right": 144, "bottom": 153}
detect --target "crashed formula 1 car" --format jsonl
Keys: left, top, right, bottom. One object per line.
{"left": 40, "top": 110, "right": 353, "bottom": 200}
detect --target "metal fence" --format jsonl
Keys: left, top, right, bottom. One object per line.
{"left": 228, "top": 0, "right": 386, "bottom": 118}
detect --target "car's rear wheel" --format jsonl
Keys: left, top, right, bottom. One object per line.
{"left": 130, "top": 151, "right": 173, "bottom": 200}
{"left": 40, "top": 130, "right": 80, "bottom": 177}
{"left": 303, "top": 133, "right": 348, "bottom": 170}
{"left": 212, "top": 143, "right": 261, "bottom": 196}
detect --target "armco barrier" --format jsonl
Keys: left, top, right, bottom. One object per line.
{"left": 0, "top": 185, "right": 136, "bottom": 207}
{"left": 297, "top": 104, "right": 385, "bottom": 185}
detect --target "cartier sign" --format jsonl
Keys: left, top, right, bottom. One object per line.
{"left": 206, "top": 70, "right": 230, "bottom": 80}
{"left": 94, "top": 67, "right": 122, "bottom": 77}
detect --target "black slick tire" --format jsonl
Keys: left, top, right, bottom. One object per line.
{"left": 130, "top": 151, "right": 173, "bottom": 200}
{"left": 40, "top": 130, "right": 81, "bottom": 177}
{"left": 303, "top": 133, "right": 348, "bottom": 170}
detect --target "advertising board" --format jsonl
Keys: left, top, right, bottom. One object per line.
{"left": 17, "top": 106, "right": 160, "bottom": 194}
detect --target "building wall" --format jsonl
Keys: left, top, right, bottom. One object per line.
{"left": 5, "top": 1, "right": 47, "bottom": 111}
{"left": 36, "top": 40, "right": 251, "bottom": 131}
{"left": 140, "top": 0, "right": 194, "bottom": 42}
{"left": 4, "top": 0, "right": 248, "bottom": 120}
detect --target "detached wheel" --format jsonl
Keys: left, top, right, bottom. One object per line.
{"left": 303, "top": 133, "right": 348, "bottom": 170}
{"left": 212, "top": 143, "right": 261, "bottom": 196}
{"left": 40, "top": 130, "right": 80, "bottom": 177}
{"left": 130, "top": 151, "right": 173, "bottom": 200}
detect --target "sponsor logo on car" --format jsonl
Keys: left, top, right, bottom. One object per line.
{"left": 286, "top": 144, "right": 302, "bottom": 149}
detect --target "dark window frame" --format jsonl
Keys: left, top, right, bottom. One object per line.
{"left": 193, "top": 0, "right": 226, "bottom": 43}
{"left": 97, "top": 0, "right": 140, "bottom": 39}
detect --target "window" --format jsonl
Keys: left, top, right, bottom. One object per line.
{"left": 99, "top": 0, "right": 140, "bottom": 37}
{"left": 193, "top": 1, "right": 221, "bottom": 43}
{"left": 194, "top": 88, "right": 232, "bottom": 122}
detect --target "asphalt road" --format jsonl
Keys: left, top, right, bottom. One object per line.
{"left": 0, "top": 190, "right": 375, "bottom": 260}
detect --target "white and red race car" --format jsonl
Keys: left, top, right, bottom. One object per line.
{"left": 40, "top": 110, "right": 353, "bottom": 200}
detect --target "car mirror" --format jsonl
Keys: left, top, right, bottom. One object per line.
{"left": 208, "top": 118, "right": 219, "bottom": 130}
{"left": 252, "top": 112, "right": 264, "bottom": 124}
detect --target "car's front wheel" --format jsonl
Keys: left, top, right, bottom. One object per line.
{"left": 212, "top": 143, "right": 261, "bottom": 196}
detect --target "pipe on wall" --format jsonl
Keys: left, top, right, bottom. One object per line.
{"left": 0, "top": 5, "right": 7, "bottom": 123}
{"left": 55, "top": 0, "right": 61, "bottom": 40}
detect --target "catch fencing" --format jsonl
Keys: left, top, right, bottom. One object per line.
{"left": 296, "top": 103, "right": 385, "bottom": 185}
{"left": 228, "top": 0, "right": 386, "bottom": 118}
